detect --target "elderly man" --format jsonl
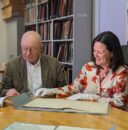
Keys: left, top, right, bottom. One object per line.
{"left": 0, "top": 31, "right": 66, "bottom": 97}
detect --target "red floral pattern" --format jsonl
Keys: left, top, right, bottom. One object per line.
{"left": 56, "top": 62, "right": 128, "bottom": 109}
{"left": 92, "top": 76, "right": 97, "bottom": 83}
{"left": 85, "top": 64, "right": 92, "bottom": 71}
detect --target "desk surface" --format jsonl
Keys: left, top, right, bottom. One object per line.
{"left": 0, "top": 105, "right": 128, "bottom": 130}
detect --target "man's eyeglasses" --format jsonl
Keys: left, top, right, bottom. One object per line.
{"left": 22, "top": 47, "right": 38, "bottom": 52}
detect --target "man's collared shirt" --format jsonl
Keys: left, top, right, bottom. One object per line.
{"left": 27, "top": 59, "right": 42, "bottom": 94}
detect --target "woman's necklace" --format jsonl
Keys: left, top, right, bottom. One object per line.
{"left": 99, "top": 68, "right": 110, "bottom": 81}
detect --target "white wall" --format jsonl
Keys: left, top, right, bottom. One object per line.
{"left": 0, "top": 2, "right": 8, "bottom": 64}
{"left": 93, "top": 0, "right": 127, "bottom": 45}
{"left": 6, "top": 19, "right": 18, "bottom": 60}
{"left": 0, "top": 2, "right": 19, "bottom": 64}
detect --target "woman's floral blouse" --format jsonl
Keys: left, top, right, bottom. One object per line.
{"left": 56, "top": 62, "right": 128, "bottom": 108}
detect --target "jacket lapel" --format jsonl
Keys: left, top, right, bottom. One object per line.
{"left": 20, "top": 57, "right": 27, "bottom": 91}
{"left": 40, "top": 55, "right": 49, "bottom": 87}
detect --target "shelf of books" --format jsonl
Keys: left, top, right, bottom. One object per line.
{"left": 24, "top": 0, "right": 92, "bottom": 84}
{"left": 24, "top": 0, "right": 73, "bottom": 84}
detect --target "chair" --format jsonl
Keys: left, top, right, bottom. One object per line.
{"left": 121, "top": 45, "right": 128, "bottom": 64}
{"left": 0, "top": 63, "right": 6, "bottom": 84}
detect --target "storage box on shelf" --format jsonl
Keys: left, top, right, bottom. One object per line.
{"left": 1, "top": 0, "right": 24, "bottom": 20}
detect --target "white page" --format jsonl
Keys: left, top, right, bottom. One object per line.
{"left": 57, "top": 126, "right": 101, "bottom": 130}
{"left": 4, "top": 122, "right": 56, "bottom": 130}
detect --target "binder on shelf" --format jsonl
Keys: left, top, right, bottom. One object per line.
{"left": 1, "top": 0, "right": 24, "bottom": 20}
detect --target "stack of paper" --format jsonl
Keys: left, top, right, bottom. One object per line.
{"left": 23, "top": 98, "right": 109, "bottom": 114}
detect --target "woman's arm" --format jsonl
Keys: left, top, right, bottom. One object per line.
{"left": 35, "top": 64, "right": 90, "bottom": 97}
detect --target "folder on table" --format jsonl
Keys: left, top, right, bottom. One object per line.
{"left": 22, "top": 98, "right": 109, "bottom": 115}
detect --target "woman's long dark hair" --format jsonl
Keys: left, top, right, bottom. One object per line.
{"left": 91, "top": 31, "right": 125, "bottom": 72}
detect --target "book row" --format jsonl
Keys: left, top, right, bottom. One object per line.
{"left": 38, "top": 19, "right": 73, "bottom": 40}
{"left": 41, "top": 42, "right": 73, "bottom": 63}
{"left": 24, "top": 0, "right": 73, "bottom": 24}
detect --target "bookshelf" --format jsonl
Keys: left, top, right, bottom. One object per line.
{"left": 24, "top": 0, "right": 92, "bottom": 83}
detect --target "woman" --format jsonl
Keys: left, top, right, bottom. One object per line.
{"left": 35, "top": 31, "right": 128, "bottom": 109}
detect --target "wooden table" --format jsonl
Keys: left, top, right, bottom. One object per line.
{"left": 0, "top": 105, "right": 128, "bottom": 130}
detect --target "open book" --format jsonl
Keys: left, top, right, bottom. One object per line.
{"left": 23, "top": 98, "right": 109, "bottom": 114}
{"left": 3, "top": 122, "right": 101, "bottom": 130}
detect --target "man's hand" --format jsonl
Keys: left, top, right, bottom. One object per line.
{"left": 6, "top": 89, "right": 20, "bottom": 97}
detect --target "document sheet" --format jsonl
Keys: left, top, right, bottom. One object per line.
{"left": 3, "top": 122, "right": 101, "bottom": 130}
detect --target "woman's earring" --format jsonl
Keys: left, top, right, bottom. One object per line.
{"left": 111, "top": 54, "right": 113, "bottom": 58}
